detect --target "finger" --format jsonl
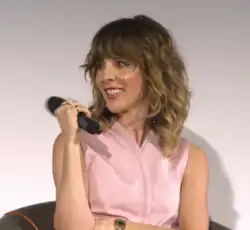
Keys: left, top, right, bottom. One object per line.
{"left": 55, "top": 103, "right": 75, "bottom": 116}
{"left": 64, "top": 99, "right": 82, "bottom": 112}
{"left": 56, "top": 99, "right": 91, "bottom": 118}
{"left": 77, "top": 106, "right": 92, "bottom": 117}
{"left": 66, "top": 99, "right": 91, "bottom": 117}
{"left": 62, "top": 99, "right": 75, "bottom": 107}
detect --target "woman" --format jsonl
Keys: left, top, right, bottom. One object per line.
{"left": 52, "top": 15, "right": 209, "bottom": 230}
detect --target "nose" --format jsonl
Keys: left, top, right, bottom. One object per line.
{"left": 101, "top": 61, "right": 116, "bottom": 81}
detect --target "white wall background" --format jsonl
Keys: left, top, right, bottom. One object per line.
{"left": 0, "top": 1, "right": 249, "bottom": 229}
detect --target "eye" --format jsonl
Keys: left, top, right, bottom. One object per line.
{"left": 115, "top": 59, "right": 130, "bottom": 68}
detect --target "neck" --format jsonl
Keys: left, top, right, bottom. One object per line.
{"left": 117, "top": 102, "right": 148, "bottom": 133}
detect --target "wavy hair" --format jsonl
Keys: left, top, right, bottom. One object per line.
{"left": 81, "top": 15, "right": 191, "bottom": 156}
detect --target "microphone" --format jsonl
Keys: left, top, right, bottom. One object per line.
{"left": 46, "top": 96, "right": 101, "bottom": 134}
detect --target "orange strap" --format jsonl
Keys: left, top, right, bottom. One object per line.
{"left": 6, "top": 211, "right": 38, "bottom": 230}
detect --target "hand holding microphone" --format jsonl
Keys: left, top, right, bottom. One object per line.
{"left": 46, "top": 96, "right": 101, "bottom": 139}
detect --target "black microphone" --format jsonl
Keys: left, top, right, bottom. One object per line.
{"left": 46, "top": 96, "right": 101, "bottom": 134}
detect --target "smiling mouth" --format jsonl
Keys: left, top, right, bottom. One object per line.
{"left": 104, "top": 88, "right": 124, "bottom": 97}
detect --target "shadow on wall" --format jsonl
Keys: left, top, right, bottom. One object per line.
{"left": 182, "top": 128, "right": 238, "bottom": 229}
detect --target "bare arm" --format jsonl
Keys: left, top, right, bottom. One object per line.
{"left": 178, "top": 143, "right": 209, "bottom": 230}
{"left": 53, "top": 133, "right": 94, "bottom": 230}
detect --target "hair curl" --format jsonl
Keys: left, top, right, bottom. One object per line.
{"left": 81, "top": 15, "right": 191, "bottom": 157}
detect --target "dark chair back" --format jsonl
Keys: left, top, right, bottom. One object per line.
{"left": 0, "top": 202, "right": 55, "bottom": 230}
{"left": 0, "top": 201, "right": 231, "bottom": 230}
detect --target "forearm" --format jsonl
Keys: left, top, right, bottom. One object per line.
{"left": 54, "top": 138, "right": 94, "bottom": 230}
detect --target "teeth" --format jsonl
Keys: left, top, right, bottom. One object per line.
{"left": 106, "top": 89, "right": 123, "bottom": 95}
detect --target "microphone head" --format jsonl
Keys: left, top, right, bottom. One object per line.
{"left": 46, "top": 96, "right": 65, "bottom": 115}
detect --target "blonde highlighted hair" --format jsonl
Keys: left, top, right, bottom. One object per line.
{"left": 81, "top": 15, "right": 191, "bottom": 156}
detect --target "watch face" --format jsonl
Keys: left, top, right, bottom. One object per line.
{"left": 114, "top": 219, "right": 126, "bottom": 230}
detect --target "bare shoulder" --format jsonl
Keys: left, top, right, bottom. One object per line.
{"left": 179, "top": 141, "right": 209, "bottom": 229}
{"left": 188, "top": 142, "right": 208, "bottom": 163}
{"left": 185, "top": 142, "right": 209, "bottom": 178}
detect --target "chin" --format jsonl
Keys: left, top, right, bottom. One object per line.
{"left": 106, "top": 103, "right": 127, "bottom": 115}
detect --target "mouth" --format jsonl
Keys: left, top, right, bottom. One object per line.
{"left": 104, "top": 88, "right": 124, "bottom": 98}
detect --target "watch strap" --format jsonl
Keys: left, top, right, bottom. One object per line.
{"left": 114, "top": 218, "right": 126, "bottom": 230}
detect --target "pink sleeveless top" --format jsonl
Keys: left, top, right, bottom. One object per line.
{"left": 80, "top": 122, "right": 189, "bottom": 229}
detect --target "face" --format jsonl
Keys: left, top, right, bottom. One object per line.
{"left": 95, "top": 59, "right": 145, "bottom": 114}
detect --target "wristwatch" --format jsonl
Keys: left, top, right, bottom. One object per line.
{"left": 114, "top": 219, "right": 126, "bottom": 230}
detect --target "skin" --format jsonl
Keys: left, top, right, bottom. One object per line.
{"left": 95, "top": 59, "right": 149, "bottom": 142}
{"left": 53, "top": 59, "right": 209, "bottom": 230}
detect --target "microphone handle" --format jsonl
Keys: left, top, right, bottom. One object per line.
{"left": 77, "top": 112, "right": 101, "bottom": 134}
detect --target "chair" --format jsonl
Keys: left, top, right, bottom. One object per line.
{"left": 0, "top": 201, "right": 231, "bottom": 230}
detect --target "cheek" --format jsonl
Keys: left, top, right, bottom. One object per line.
{"left": 131, "top": 78, "right": 143, "bottom": 92}
{"left": 121, "top": 69, "right": 143, "bottom": 87}
{"left": 124, "top": 73, "right": 144, "bottom": 98}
